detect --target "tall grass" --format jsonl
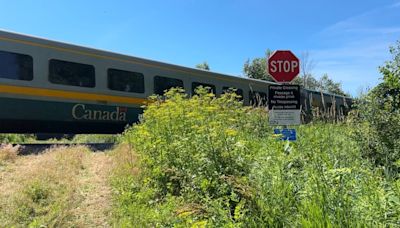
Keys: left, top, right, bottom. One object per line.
{"left": 0, "top": 144, "right": 19, "bottom": 164}
{"left": 111, "top": 88, "right": 400, "bottom": 226}
{"left": 0, "top": 146, "right": 91, "bottom": 227}
{"left": 0, "top": 133, "right": 118, "bottom": 144}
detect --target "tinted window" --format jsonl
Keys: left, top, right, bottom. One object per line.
{"left": 49, "top": 59, "right": 95, "bottom": 87}
{"left": 222, "top": 87, "right": 243, "bottom": 97}
{"left": 192, "top": 82, "right": 216, "bottom": 95}
{"left": 0, "top": 50, "right": 33, "bottom": 81}
{"left": 249, "top": 91, "right": 268, "bottom": 106}
{"left": 154, "top": 76, "right": 184, "bottom": 95}
{"left": 108, "top": 69, "right": 144, "bottom": 93}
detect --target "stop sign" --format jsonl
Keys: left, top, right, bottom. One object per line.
{"left": 267, "top": 50, "right": 300, "bottom": 83}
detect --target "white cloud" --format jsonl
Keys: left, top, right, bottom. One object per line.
{"left": 310, "top": 3, "right": 400, "bottom": 95}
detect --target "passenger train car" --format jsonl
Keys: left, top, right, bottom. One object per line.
{"left": 0, "top": 30, "right": 351, "bottom": 134}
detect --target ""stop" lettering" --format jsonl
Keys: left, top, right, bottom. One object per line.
{"left": 269, "top": 60, "right": 299, "bottom": 73}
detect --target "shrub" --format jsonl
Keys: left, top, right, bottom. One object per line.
{"left": 0, "top": 134, "right": 35, "bottom": 143}
{"left": 116, "top": 87, "right": 270, "bottom": 226}
{"left": 70, "top": 134, "right": 118, "bottom": 143}
{"left": 112, "top": 88, "right": 400, "bottom": 226}
{"left": 0, "top": 144, "right": 19, "bottom": 163}
{"left": 351, "top": 40, "right": 400, "bottom": 177}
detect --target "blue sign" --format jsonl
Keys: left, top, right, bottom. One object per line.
{"left": 274, "top": 128, "right": 297, "bottom": 141}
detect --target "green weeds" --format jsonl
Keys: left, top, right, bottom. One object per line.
{"left": 111, "top": 88, "right": 400, "bottom": 226}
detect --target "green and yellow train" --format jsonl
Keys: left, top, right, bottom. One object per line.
{"left": 0, "top": 30, "right": 351, "bottom": 134}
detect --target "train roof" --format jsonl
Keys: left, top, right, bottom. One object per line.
{"left": 305, "top": 88, "right": 352, "bottom": 99}
{"left": 0, "top": 29, "right": 279, "bottom": 86}
{"left": 0, "top": 29, "right": 351, "bottom": 99}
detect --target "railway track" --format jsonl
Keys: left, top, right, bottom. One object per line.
{"left": 11, "top": 143, "right": 115, "bottom": 155}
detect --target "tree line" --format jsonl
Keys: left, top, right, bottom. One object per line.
{"left": 196, "top": 50, "right": 348, "bottom": 96}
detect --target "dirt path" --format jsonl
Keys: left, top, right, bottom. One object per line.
{"left": 71, "top": 152, "right": 115, "bottom": 227}
{"left": 0, "top": 146, "right": 115, "bottom": 227}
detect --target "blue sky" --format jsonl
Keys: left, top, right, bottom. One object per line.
{"left": 1, "top": 0, "right": 399, "bottom": 95}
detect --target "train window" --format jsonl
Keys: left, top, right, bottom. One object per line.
{"left": 108, "top": 69, "right": 144, "bottom": 93}
{"left": 0, "top": 50, "right": 33, "bottom": 81}
{"left": 154, "top": 76, "right": 184, "bottom": 95}
{"left": 249, "top": 91, "right": 267, "bottom": 106}
{"left": 222, "top": 87, "right": 243, "bottom": 97}
{"left": 192, "top": 82, "right": 216, "bottom": 95}
{"left": 49, "top": 59, "right": 95, "bottom": 87}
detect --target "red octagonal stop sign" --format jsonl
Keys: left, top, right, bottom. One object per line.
{"left": 267, "top": 50, "right": 300, "bottom": 83}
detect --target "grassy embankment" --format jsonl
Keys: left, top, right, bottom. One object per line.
{"left": 0, "top": 145, "right": 114, "bottom": 227}
{"left": 111, "top": 89, "right": 400, "bottom": 227}
{"left": 1, "top": 87, "right": 399, "bottom": 226}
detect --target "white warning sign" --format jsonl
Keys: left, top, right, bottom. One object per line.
{"left": 268, "top": 85, "right": 301, "bottom": 126}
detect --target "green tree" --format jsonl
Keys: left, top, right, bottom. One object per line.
{"left": 294, "top": 52, "right": 347, "bottom": 95}
{"left": 376, "top": 40, "right": 400, "bottom": 108}
{"left": 244, "top": 50, "right": 348, "bottom": 96}
{"left": 292, "top": 75, "right": 319, "bottom": 90}
{"left": 243, "top": 49, "right": 274, "bottom": 81}
{"left": 317, "top": 74, "right": 348, "bottom": 96}
{"left": 352, "top": 40, "right": 400, "bottom": 176}
{"left": 293, "top": 73, "right": 347, "bottom": 96}
{"left": 195, "top": 61, "right": 210, "bottom": 71}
